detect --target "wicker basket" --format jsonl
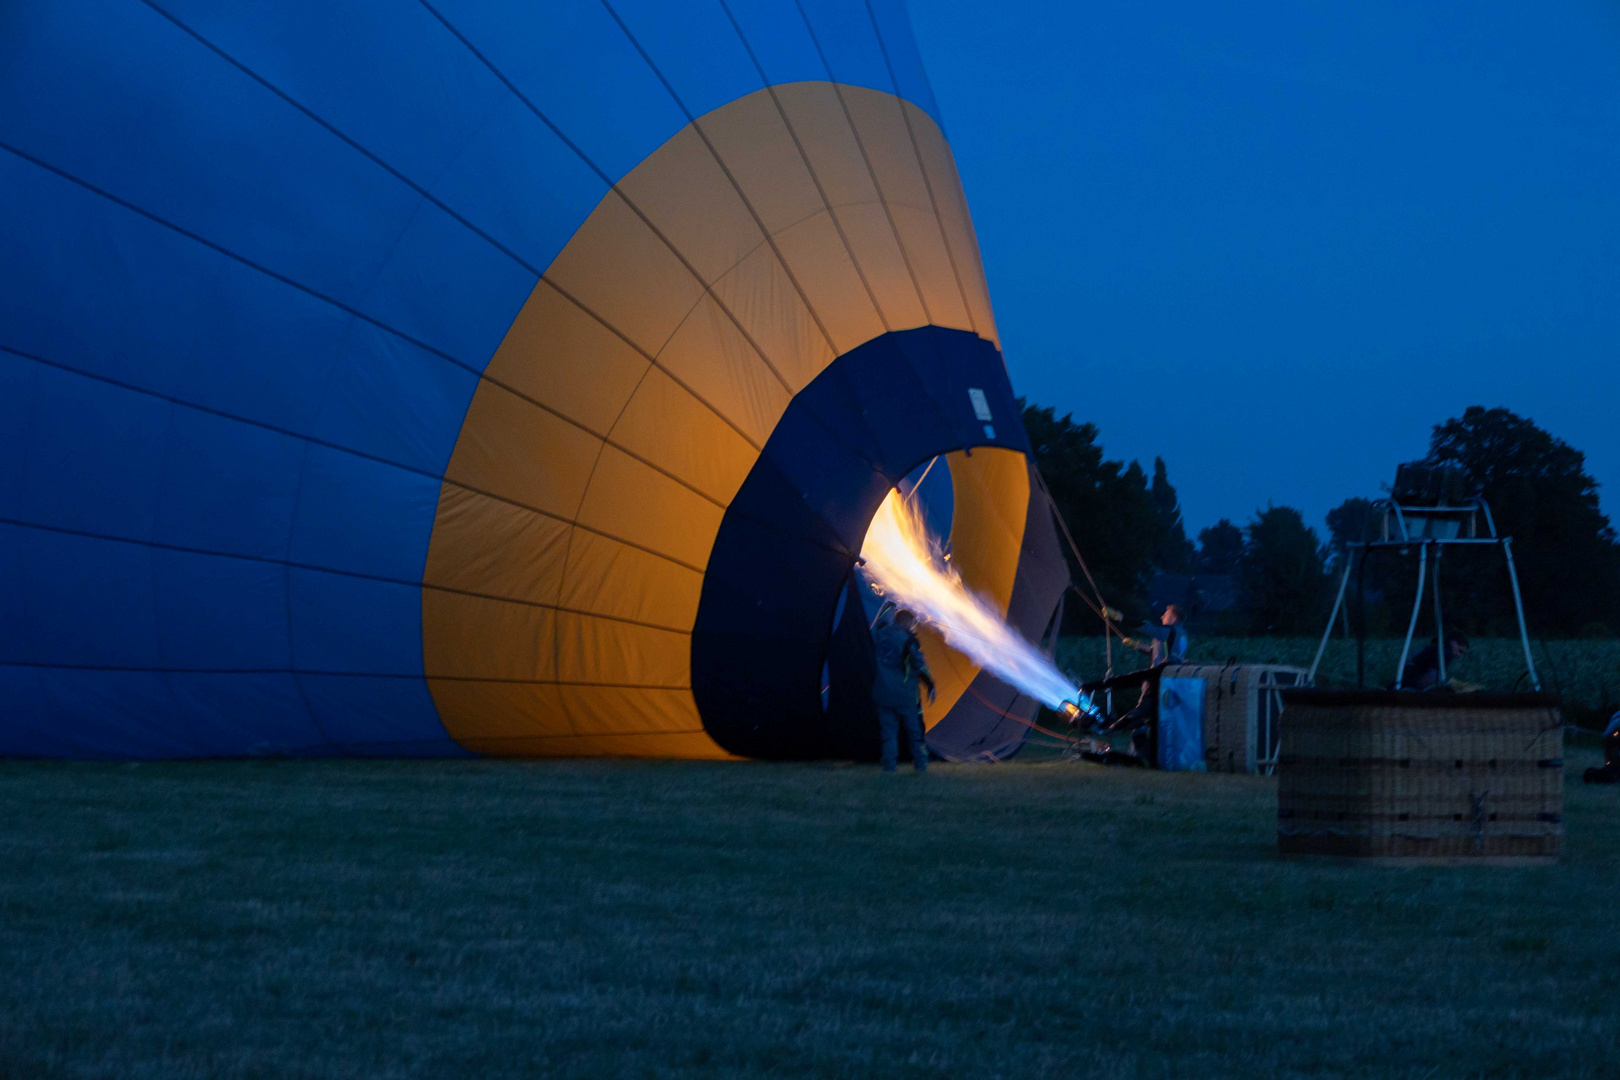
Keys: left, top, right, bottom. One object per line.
{"left": 1162, "top": 663, "right": 1308, "bottom": 774}
{"left": 1276, "top": 690, "right": 1563, "bottom": 863}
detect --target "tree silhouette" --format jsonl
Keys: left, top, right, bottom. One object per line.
{"left": 1324, "top": 497, "right": 1377, "bottom": 557}
{"left": 1240, "top": 506, "right": 1329, "bottom": 634}
{"left": 1150, "top": 457, "right": 1197, "bottom": 572}
{"left": 1020, "top": 401, "right": 1159, "bottom": 626}
{"left": 1196, "top": 519, "right": 1244, "bottom": 575}
{"left": 1424, "top": 406, "right": 1619, "bottom": 635}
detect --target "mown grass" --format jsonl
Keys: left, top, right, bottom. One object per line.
{"left": 2, "top": 753, "right": 1617, "bottom": 1079}
{"left": 1058, "top": 636, "right": 1620, "bottom": 723}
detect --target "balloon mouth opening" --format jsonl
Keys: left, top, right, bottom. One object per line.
{"left": 859, "top": 486, "right": 1078, "bottom": 711}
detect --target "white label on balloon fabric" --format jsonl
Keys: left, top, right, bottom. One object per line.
{"left": 967, "top": 388, "right": 993, "bottom": 422}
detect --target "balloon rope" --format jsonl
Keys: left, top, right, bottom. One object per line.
{"left": 962, "top": 683, "right": 1079, "bottom": 743}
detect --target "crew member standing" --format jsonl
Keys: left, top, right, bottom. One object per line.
{"left": 871, "top": 608, "right": 936, "bottom": 773}
{"left": 1102, "top": 604, "right": 1189, "bottom": 758}
{"left": 1125, "top": 604, "right": 1188, "bottom": 666}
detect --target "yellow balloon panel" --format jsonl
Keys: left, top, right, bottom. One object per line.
{"left": 443, "top": 382, "right": 602, "bottom": 519}
{"left": 424, "top": 487, "right": 571, "bottom": 607}
{"left": 425, "top": 83, "right": 1004, "bottom": 757}
{"left": 559, "top": 685, "right": 706, "bottom": 737}
{"left": 842, "top": 87, "right": 936, "bottom": 209}
{"left": 902, "top": 104, "right": 998, "bottom": 345}
{"left": 556, "top": 531, "right": 704, "bottom": 630}
{"left": 823, "top": 201, "right": 930, "bottom": 330}
{"left": 481, "top": 281, "right": 652, "bottom": 435}
{"left": 770, "top": 211, "right": 889, "bottom": 354}
{"left": 616, "top": 125, "right": 771, "bottom": 288}
{"left": 654, "top": 294, "right": 793, "bottom": 448}
{"left": 428, "top": 680, "right": 574, "bottom": 744}
{"left": 544, "top": 193, "right": 706, "bottom": 357}
{"left": 571, "top": 446, "right": 726, "bottom": 572}
{"left": 886, "top": 202, "right": 974, "bottom": 333}
{"left": 695, "top": 89, "right": 833, "bottom": 236}
{"left": 554, "top": 613, "right": 692, "bottom": 688}
{"left": 608, "top": 366, "right": 760, "bottom": 506}
{"left": 920, "top": 447, "right": 1031, "bottom": 731}
{"left": 773, "top": 83, "right": 883, "bottom": 210}
{"left": 709, "top": 244, "right": 838, "bottom": 395}
{"left": 841, "top": 95, "right": 973, "bottom": 333}
{"left": 423, "top": 590, "right": 557, "bottom": 682}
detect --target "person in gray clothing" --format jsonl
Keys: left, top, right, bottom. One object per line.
{"left": 871, "top": 608, "right": 936, "bottom": 772}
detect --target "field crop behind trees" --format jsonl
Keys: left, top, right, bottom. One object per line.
{"left": 1057, "top": 636, "right": 1620, "bottom": 726}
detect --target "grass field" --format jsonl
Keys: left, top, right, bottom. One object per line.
{"left": 1058, "top": 636, "right": 1620, "bottom": 724}
{"left": 3, "top": 751, "right": 1617, "bottom": 1079}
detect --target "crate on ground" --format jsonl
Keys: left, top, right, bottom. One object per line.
{"left": 1276, "top": 690, "right": 1563, "bottom": 863}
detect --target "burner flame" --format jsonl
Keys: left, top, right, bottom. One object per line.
{"left": 860, "top": 489, "right": 1081, "bottom": 711}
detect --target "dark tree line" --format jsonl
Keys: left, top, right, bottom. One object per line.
{"left": 1020, "top": 401, "right": 1158, "bottom": 628}
{"left": 1022, "top": 401, "right": 1619, "bottom": 637}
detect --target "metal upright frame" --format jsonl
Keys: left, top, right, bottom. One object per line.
{"left": 1307, "top": 495, "right": 1540, "bottom": 690}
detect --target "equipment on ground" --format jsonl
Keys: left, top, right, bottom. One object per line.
{"left": 1278, "top": 690, "right": 1563, "bottom": 862}
{"left": 1308, "top": 489, "right": 1539, "bottom": 692}
{"left": 1288, "top": 478, "right": 1562, "bottom": 862}
{"left": 1160, "top": 663, "right": 1309, "bottom": 775}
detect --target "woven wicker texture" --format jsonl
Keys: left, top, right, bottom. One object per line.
{"left": 1163, "top": 664, "right": 1306, "bottom": 774}
{"left": 1277, "top": 691, "right": 1563, "bottom": 859}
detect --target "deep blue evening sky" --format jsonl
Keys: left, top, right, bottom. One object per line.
{"left": 909, "top": 0, "right": 1620, "bottom": 538}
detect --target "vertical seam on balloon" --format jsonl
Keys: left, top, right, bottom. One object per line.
{"left": 597, "top": 1, "right": 841, "bottom": 363}
{"left": 549, "top": 380, "right": 634, "bottom": 738}
{"left": 716, "top": 0, "right": 892, "bottom": 337}
{"left": 941, "top": 162, "right": 995, "bottom": 341}
{"left": 420, "top": 10, "right": 898, "bottom": 496}
{"left": 791, "top": 0, "right": 934, "bottom": 327}
{"left": 530, "top": 279, "right": 763, "bottom": 454}
{"left": 281, "top": 162, "right": 436, "bottom": 750}
{"left": 282, "top": 446, "right": 328, "bottom": 744}
{"left": 277, "top": 322, "right": 373, "bottom": 749}
{"left": 863, "top": 0, "right": 981, "bottom": 337}
{"left": 764, "top": 86, "right": 894, "bottom": 335}
{"left": 546, "top": 500, "right": 576, "bottom": 737}
{"left": 418, "top": 5, "right": 906, "bottom": 508}
{"left": 554, "top": 283, "right": 685, "bottom": 726}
